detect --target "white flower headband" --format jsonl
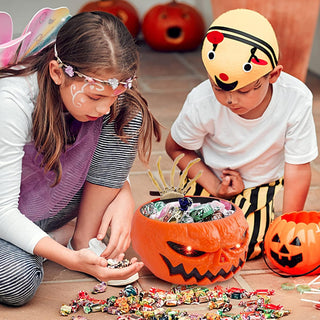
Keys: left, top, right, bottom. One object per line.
{"left": 54, "top": 44, "right": 135, "bottom": 90}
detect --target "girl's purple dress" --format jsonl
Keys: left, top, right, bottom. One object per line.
{"left": 18, "top": 117, "right": 103, "bottom": 222}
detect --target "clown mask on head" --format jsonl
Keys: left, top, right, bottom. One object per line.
{"left": 202, "top": 9, "right": 279, "bottom": 92}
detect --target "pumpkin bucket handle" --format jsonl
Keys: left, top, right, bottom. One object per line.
{"left": 262, "top": 246, "right": 320, "bottom": 278}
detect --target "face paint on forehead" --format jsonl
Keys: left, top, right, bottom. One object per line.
{"left": 71, "top": 82, "right": 104, "bottom": 108}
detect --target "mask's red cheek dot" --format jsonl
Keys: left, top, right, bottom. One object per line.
{"left": 252, "top": 58, "right": 268, "bottom": 65}
{"left": 219, "top": 73, "right": 229, "bottom": 81}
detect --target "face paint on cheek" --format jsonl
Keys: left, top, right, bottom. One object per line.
{"left": 71, "top": 83, "right": 88, "bottom": 108}
{"left": 70, "top": 82, "right": 105, "bottom": 108}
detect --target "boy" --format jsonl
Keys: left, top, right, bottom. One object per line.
{"left": 165, "top": 9, "right": 318, "bottom": 259}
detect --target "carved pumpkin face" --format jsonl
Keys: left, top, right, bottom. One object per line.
{"left": 131, "top": 197, "right": 249, "bottom": 285}
{"left": 79, "top": 0, "right": 140, "bottom": 37}
{"left": 142, "top": 1, "right": 205, "bottom": 51}
{"left": 264, "top": 211, "right": 320, "bottom": 275}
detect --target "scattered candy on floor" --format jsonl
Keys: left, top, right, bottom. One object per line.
{"left": 280, "top": 275, "right": 320, "bottom": 311}
{"left": 59, "top": 283, "right": 291, "bottom": 319}
{"left": 298, "top": 275, "right": 320, "bottom": 310}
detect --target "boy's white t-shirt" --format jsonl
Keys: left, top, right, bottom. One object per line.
{"left": 171, "top": 72, "right": 318, "bottom": 189}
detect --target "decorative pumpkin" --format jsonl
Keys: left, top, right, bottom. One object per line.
{"left": 131, "top": 197, "right": 249, "bottom": 285}
{"left": 264, "top": 211, "right": 320, "bottom": 275}
{"left": 142, "top": 0, "right": 205, "bottom": 52}
{"left": 79, "top": 0, "right": 140, "bottom": 37}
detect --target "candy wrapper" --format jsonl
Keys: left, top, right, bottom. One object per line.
{"left": 92, "top": 281, "right": 107, "bottom": 294}
{"left": 141, "top": 197, "right": 235, "bottom": 224}
{"left": 60, "top": 284, "right": 291, "bottom": 319}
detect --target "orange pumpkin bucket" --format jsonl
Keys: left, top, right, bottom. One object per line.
{"left": 264, "top": 211, "right": 320, "bottom": 275}
{"left": 131, "top": 196, "right": 249, "bottom": 285}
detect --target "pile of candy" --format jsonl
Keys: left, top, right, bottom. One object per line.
{"left": 141, "top": 197, "right": 235, "bottom": 223}
{"left": 59, "top": 284, "right": 291, "bottom": 319}
{"left": 107, "top": 259, "right": 131, "bottom": 269}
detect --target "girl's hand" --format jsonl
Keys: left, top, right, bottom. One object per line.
{"left": 97, "top": 204, "right": 133, "bottom": 259}
{"left": 216, "top": 169, "right": 244, "bottom": 199}
{"left": 34, "top": 236, "right": 143, "bottom": 282}
{"left": 71, "top": 248, "right": 143, "bottom": 282}
{"left": 96, "top": 181, "right": 135, "bottom": 259}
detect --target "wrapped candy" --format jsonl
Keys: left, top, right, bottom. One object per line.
{"left": 107, "top": 258, "right": 130, "bottom": 269}
{"left": 141, "top": 201, "right": 164, "bottom": 218}
{"left": 180, "top": 213, "right": 194, "bottom": 223}
{"left": 120, "top": 285, "right": 139, "bottom": 297}
{"left": 59, "top": 284, "right": 291, "bottom": 319}
{"left": 178, "top": 197, "right": 193, "bottom": 211}
{"left": 60, "top": 304, "right": 72, "bottom": 316}
{"left": 141, "top": 197, "right": 235, "bottom": 224}
{"left": 189, "top": 204, "right": 214, "bottom": 222}
{"left": 92, "top": 281, "right": 107, "bottom": 294}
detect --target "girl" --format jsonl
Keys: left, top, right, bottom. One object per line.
{"left": 0, "top": 11, "right": 161, "bottom": 306}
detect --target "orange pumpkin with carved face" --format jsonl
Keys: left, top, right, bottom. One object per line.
{"left": 79, "top": 0, "right": 140, "bottom": 37}
{"left": 131, "top": 197, "right": 249, "bottom": 285}
{"left": 142, "top": 0, "right": 205, "bottom": 51}
{"left": 264, "top": 211, "right": 320, "bottom": 275}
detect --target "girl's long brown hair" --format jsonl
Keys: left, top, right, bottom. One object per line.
{"left": 0, "top": 12, "right": 161, "bottom": 186}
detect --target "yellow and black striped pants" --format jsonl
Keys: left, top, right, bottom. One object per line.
{"left": 185, "top": 178, "right": 284, "bottom": 260}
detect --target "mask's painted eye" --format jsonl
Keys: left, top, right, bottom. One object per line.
{"left": 206, "top": 30, "right": 223, "bottom": 61}
{"left": 208, "top": 50, "right": 215, "bottom": 60}
{"left": 243, "top": 62, "right": 252, "bottom": 72}
{"left": 167, "top": 241, "right": 206, "bottom": 257}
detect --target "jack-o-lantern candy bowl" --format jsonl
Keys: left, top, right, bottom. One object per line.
{"left": 264, "top": 211, "right": 320, "bottom": 275}
{"left": 131, "top": 196, "right": 249, "bottom": 285}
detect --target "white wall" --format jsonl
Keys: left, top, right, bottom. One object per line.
{"left": 0, "top": 0, "right": 213, "bottom": 35}
{"left": 309, "top": 14, "right": 320, "bottom": 75}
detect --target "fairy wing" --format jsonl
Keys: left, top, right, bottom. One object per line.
{"left": 0, "top": 12, "right": 13, "bottom": 44}
{"left": 0, "top": 11, "right": 31, "bottom": 68}
{"left": 17, "top": 7, "right": 71, "bottom": 61}
{"left": 0, "top": 32, "right": 31, "bottom": 68}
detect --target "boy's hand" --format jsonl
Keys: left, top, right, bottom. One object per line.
{"left": 216, "top": 169, "right": 244, "bottom": 199}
